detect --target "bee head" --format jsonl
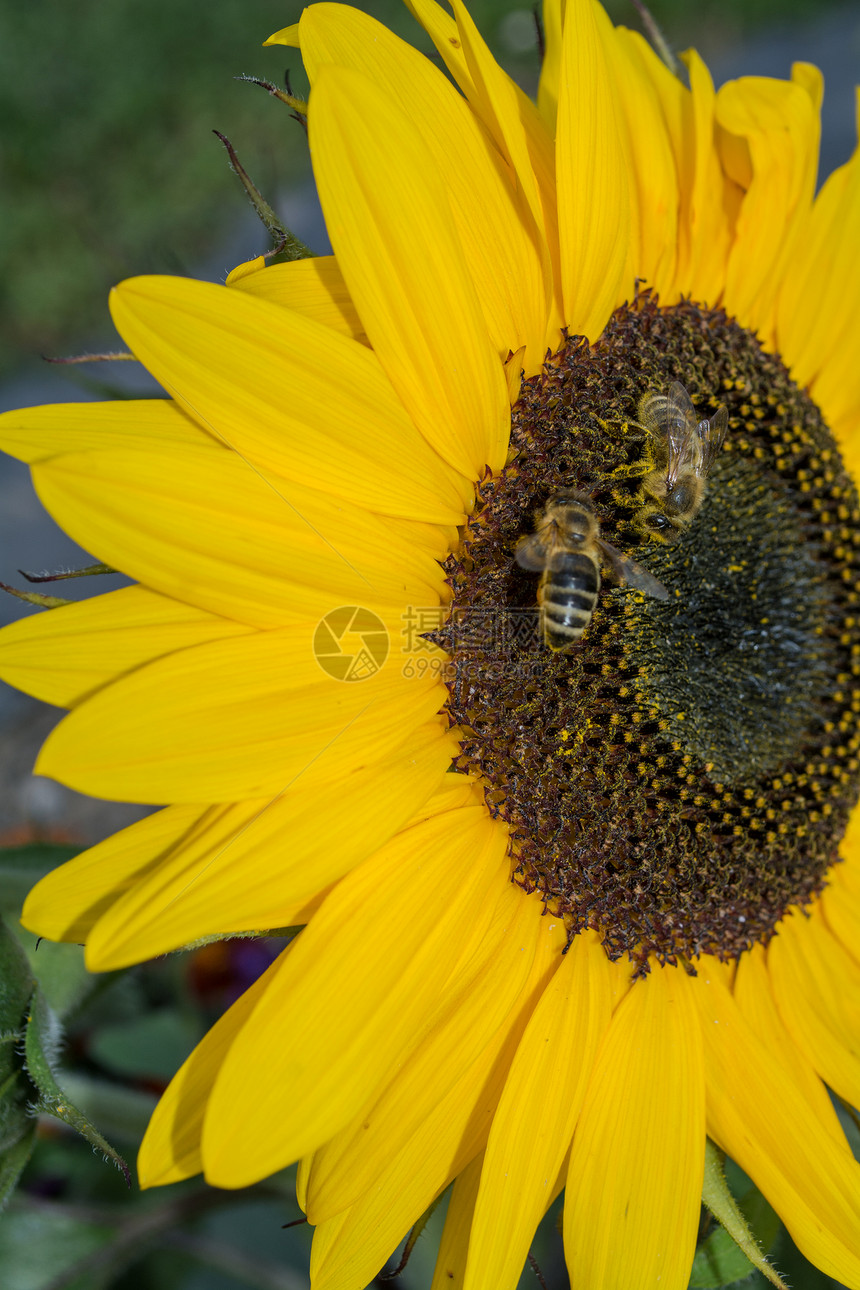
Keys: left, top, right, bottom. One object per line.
{"left": 664, "top": 477, "right": 702, "bottom": 516}
{"left": 633, "top": 504, "right": 684, "bottom": 545}
{"left": 545, "top": 491, "right": 597, "bottom": 542}
{"left": 549, "top": 488, "right": 592, "bottom": 507}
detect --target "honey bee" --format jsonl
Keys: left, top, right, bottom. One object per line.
{"left": 516, "top": 491, "right": 669, "bottom": 651}
{"left": 634, "top": 381, "right": 728, "bottom": 543}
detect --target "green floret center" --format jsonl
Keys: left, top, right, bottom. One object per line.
{"left": 440, "top": 295, "right": 860, "bottom": 969}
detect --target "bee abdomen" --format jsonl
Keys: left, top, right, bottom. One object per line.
{"left": 539, "top": 554, "right": 599, "bottom": 649}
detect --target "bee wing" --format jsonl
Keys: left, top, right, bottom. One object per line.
{"left": 692, "top": 403, "right": 728, "bottom": 476}
{"left": 638, "top": 383, "right": 698, "bottom": 488}
{"left": 636, "top": 390, "right": 670, "bottom": 437}
{"left": 663, "top": 382, "right": 700, "bottom": 487}
{"left": 515, "top": 531, "right": 551, "bottom": 571}
{"left": 597, "top": 539, "right": 670, "bottom": 601}
{"left": 517, "top": 519, "right": 574, "bottom": 572}
{"left": 666, "top": 381, "right": 697, "bottom": 423}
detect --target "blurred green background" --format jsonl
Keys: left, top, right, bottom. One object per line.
{"left": 2, "top": 2, "right": 859, "bottom": 1289}
{"left": 1, "top": 0, "right": 855, "bottom": 376}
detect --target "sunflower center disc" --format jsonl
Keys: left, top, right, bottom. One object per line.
{"left": 442, "top": 296, "right": 860, "bottom": 966}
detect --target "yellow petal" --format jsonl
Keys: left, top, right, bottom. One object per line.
{"left": 309, "top": 64, "right": 510, "bottom": 477}
{"left": 564, "top": 964, "right": 704, "bottom": 1290}
{"left": 778, "top": 92, "right": 860, "bottom": 432}
{"left": 222, "top": 255, "right": 265, "bottom": 283}
{"left": 378, "top": 514, "right": 461, "bottom": 561}
{"left": 32, "top": 445, "right": 445, "bottom": 628}
{"left": 698, "top": 954, "right": 736, "bottom": 991}
{"left": 36, "top": 626, "right": 446, "bottom": 803}
{"left": 465, "top": 930, "right": 612, "bottom": 1290}
{"left": 264, "top": 23, "right": 299, "bottom": 47}
{"left": 83, "top": 723, "right": 458, "bottom": 969}
{"left": 201, "top": 806, "right": 511, "bottom": 1184}
{"left": 0, "top": 397, "right": 214, "bottom": 463}
{"left": 439, "top": 1146, "right": 567, "bottom": 1290}
{"left": 556, "top": 0, "right": 631, "bottom": 340}
{"left": 841, "top": 805, "right": 860, "bottom": 871}
{"left": 401, "top": 0, "right": 477, "bottom": 100}
{"left": 110, "top": 276, "right": 469, "bottom": 523}
{"left": 138, "top": 948, "right": 288, "bottom": 1187}
{"left": 428, "top": 0, "right": 562, "bottom": 348}
{"left": 692, "top": 960, "right": 860, "bottom": 1285}
{"left": 733, "top": 943, "right": 850, "bottom": 1150}
{"left": 306, "top": 879, "right": 543, "bottom": 1221}
{"left": 839, "top": 857, "right": 860, "bottom": 902}
{"left": 430, "top": 1152, "right": 484, "bottom": 1290}
{"left": 822, "top": 869, "right": 860, "bottom": 965}
{"left": 610, "top": 28, "right": 682, "bottom": 302}
{"left": 768, "top": 905, "right": 860, "bottom": 1107}
{"left": 227, "top": 254, "right": 366, "bottom": 343}
{"left": 717, "top": 67, "right": 821, "bottom": 343}
{"left": 537, "top": 0, "right": 562, "bottom": 127}
{"left": 22, "top": 803, "right": 205, "bottom": 943}
{"left": 309, "top": 912, "right": 565, "bottom": 1290}
{"left": 675, "top": 49, "right": 734, "bottom": 305}
{"left": 606, "top": 950, "right": 638, "bottom": 1008}
{"left": 406, "top": 774, "right": 484, "bottom": 826}
{"left": 296, "top": 1154, "right": 311, "bottom": 1214}
{"left": 404, "top": 0, "right": 564, "bottom": 352}
{"left": 299, "top": 5, "right": 549, "bottom": 377}
{"left": 0, "top": 585, "right": 253, "bottom": 709}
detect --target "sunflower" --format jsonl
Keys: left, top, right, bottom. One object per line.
{"left": 3, "top": 0, "right": 860, "bottom": 1286}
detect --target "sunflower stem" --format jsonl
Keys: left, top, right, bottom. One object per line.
{"left": 532, "top": 6, "right": 545, "bottom": 63}
{"left": 629, "top": 0, "right": 679, "bottom": 76}
{"left": 42, "top": 352, "right": 136, "bottom": 365}
{"left": 377, "top": 1192, "right": 444, "bottom": 1279}
{"left": 235, "top": 74, "right": 309, "bottom": 129}
{"left": 700, "top": 1139, "right": 788, "bottom": 1290}
{"left": 526, "top": 1251, "right": 549, "bottom": 1289}
{"left": 213, "top": 131, "right": 312, "bottom": 260}
{"left": 19, "top": 563, "right": 115, "bottom": 583}
{"left": 0, "top": 581, "right": 70, "bottom": 610}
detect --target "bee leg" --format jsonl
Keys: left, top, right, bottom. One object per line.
{"left": 609, "top": 460, "right": 651, "bottom": 482}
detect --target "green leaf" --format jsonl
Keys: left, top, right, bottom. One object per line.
{"left": 88, "top": 1008, "right": 202, "bottom": 1082}
{"left": 766, "top": 1226, "right": 840, "bottom": 1290}
{"left": 0, "top": 917, "right": 35, "bottom": 1027}
{"left": 0, "top": 1201, "right": 115, "bottom": 1290}
{"left": 24, "top": 988, "right": 130, "bottom": 1187}
{"left": 692, "top": 1140, "right": 786, "bottom": 1289}
{"left": 737, "top": 1189, "right": 780, "bottom": 1263}
{"left": 0, "top": 1126, "right": 36, "bottom": 1213}
{"left": 57, "top": 1074, "right": 157, "bottom": 1145}
{"left": 0, "top": 921, "right": 38, "bottom": 1210}
{"left": 691, "top": 1223, "right": 756, "bottom": 1288}
{"left": 0, "top": 927, "right": 131, "bottom": 1207}
{"left": 14, "top": 932, "right": 95, "bottom": 1021}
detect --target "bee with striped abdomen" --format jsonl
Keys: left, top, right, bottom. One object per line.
{"left": 516, "top": 492, "right": 669, "bottom": 652}
{"left": 634, "top": 381, "right": 728, "bottom": 543}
